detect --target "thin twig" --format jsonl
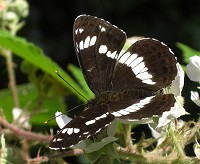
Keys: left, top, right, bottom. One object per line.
{"left": 5, "top": 49, "right": 19, "bottom": 107}
{"left": 26, "top": 149, "right": 84, "bottom": 163}
{"left": 0, "top": 117, "right": 52, "bottom": 143}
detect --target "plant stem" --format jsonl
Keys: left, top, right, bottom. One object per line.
{"left": 0, "top": 116, "right": 51, "bottom": 142}
{"left": 117, "top": 146, "right": 148, "bottom": 163}
{"left": 5, "top": 49, "right": 19, "bottom": 107}
{"left": 168, "top": 124, "right": 185, "bottom": 159}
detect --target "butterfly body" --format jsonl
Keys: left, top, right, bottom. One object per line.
{"left": 49, "top": 15, "right": 177, "bottom": 150}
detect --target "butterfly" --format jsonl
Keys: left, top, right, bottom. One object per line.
{"left": 49, "top": 15, "right": 177, "bottom": 150}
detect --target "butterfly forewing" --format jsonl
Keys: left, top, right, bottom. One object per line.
{"left": 73, "top": 15, "right": 126, "bottom": 94}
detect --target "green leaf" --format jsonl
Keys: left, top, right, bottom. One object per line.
{"left": 86, "top": 150, "right": 103, "bottom": 164}
{"left": 83, "top": 136, "right": 118, "bottom": 153}
{"left": 102, "top": 143, "right": 120, "bottom": 162}
{"left": 0, "top": 30, "right": 87, "bottom": 102}
{"left": 95, "top": 155, "right": 113, "bottom": 164}
{"left": 0, "top": 83, "right": 65, "bottom": 125}
{"left": 177, "top": 42, "right": 200, "bottom": 64}
{"left": 107, "top": 119, "right": 118, "bottom": 137}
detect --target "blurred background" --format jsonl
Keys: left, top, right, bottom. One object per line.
{"left": 0, "top": 0, "right": 200, "bottom": 162}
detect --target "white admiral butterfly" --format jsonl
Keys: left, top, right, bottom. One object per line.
{"left": 49, "top": 15, "right": 177, "bottom": 150}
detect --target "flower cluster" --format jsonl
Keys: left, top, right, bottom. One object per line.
{"left": 186, "top": 56, "right": 200, "bottom": 106}
{"left": 0, "top": 0, "right": 29, "bottom": 33}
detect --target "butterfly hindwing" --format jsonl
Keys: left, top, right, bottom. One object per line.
{"left": 49, "top": 105, "right": 115, "bottom": 149}
{"left": 108, "top": 94, "right": 176, "bottom": 121}
{"left": 73, "top": 15, "right": 126, "bottom": 94}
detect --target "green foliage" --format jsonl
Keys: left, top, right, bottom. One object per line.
{"left": 177, "top": 42, "right": 200, "bottom": 64}
{"left": 0, "top": 30, "right": 88, "bottom": 102}
{"left": 0, "top": 83, "right": 66, "bottom": 125}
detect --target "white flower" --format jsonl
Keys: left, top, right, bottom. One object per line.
{"left": 186, "top": 56, "right": 200, "bottom": 106}
{"left": 149, "top": 119, "right": 185, "bottom": 145}
{"left": 191, "top": 91, "right": 200, "bottom": 107}
{"left": 55, "top": 112, "right": 72, "bottom": 129}
{"left": 186, "top": 55, "right": 200, "bottom": 82}
{"left": 148, "top": 124, "right": 166, "bottom": 145}
{"left": 157, "top": 63, "right": 187, "bottom": 129}
{"left": 12, "top": 107, "right": 29, "bottom": 128}
{"left": 194, "top": 136, "right": 200, "bottom": 159}
{"left": 156, "top": 99, "right": 187, "bottom": 129}
{"left": 170, "top": 63, "right": 185, "bottom": 97}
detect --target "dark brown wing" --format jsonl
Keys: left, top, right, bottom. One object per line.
{"left": 73, "top": 15, "right": 126, "bottom": 95}
{"left": 112, "top": 38, "right": 177, "bottom": 92}
{"left": 108, "top": 94, "right": 176, "bottom": 121}
{"left": 49, "top": 104, "right": 115, "bottom": 149}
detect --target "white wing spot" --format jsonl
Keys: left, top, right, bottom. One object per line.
{"left": 90, "top": 36, "right": 97, "bottom": 46}
{"left": 99, "top": 25, "right": 106, "bottom": 32}
{"left": 112, "top": 96, "right": 155, "bottom": 116}
{"left": 106, "top": 50, "right": 117, "bottom": 59}
{"left": 84, "top": 36, "right": 90, "bottom": 48}
{"left": 125, "top": 53, "right": 138, "bottom": 65}
{"left": 79, "top": 41, "right": 84, "bottom": 50}
{"left": 118, "top": 52, "right": 132, "bottom": 63}
{"left": 74, "top": 128, "right": 80, "bottom": 133}
{"left": 141, "top": 67, "right": 148, "bottom": 73}
{"left": 101, "top": 27, "right": 106, "bottom": 32}
{"left": 75, "top": 29, "right": 78, "bottom": 35}
{"left": 95, "top": 128, "right": 101, "bottom": 134}
{"left": 99, "top": 45, "right": 108, "bottom": 54}
{"left": 49, "top": 147, "right": 60, "bottom": 150}
{"left": 62, "top": 128, "right": 68, "bottom": 134}
{"left": 118, "top": 110, "right": 130, "bottom": 115}
{"left": 75, "top": 42, "right": 79, "bottom": 52}
{"left": 142, "top": 79, "right": 156, "bottom": 85}
{"left": 67, "top": 128, "right": 73, "bottom": 135}
{"left": 83, "top": 132, "right": 89, "bottom": 135}
{"left": 75, "top": 28, "right": 84, "bottom": 35}
{"left": 57, "top": 138, "right": 63, "bottom": 141}
{"left": 53, "top": 138, "right": 56, "bottom": 142}
{"left": 79, "top": 35, "right": 97, "bottom": 51}
{"left": 85, "top": 119, "right": 95, "bottom": 125}
{"left": 79, "top": 28, "right": 84, "bottom": 33}
{"left": 118, "top": 52, "right": 156, "bottom": 85}
{"left": 130, "top": 57, "right": 143, "bottom": 68}
{"left": 136, "top": 72, "right": 152, "bottom": 79}
{"left": 124, "top": 105, "right": 140, "bottom": 112}
{"left": 112, "top": 112, "right": 122, "bottom": 117}
{"left": 132, "top": 62, "right": 145, "bottom": 75}
{"left": 95, "top": 113, "right": 107, "bottom": 120}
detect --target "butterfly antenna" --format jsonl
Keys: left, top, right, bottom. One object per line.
{"left": 55, "top": 70, "right": 88, "bottom": 102}
{"left": 45, "top": 103, "right": 85, "bottom": 124}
